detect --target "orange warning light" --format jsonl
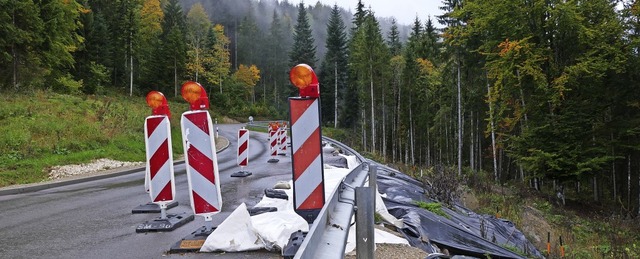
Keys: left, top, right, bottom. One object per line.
{"left": 181, "top": 81, "right": 209, "bottom": 110}
{"left": 146, "top": 91, "right": 171, "bottom": 118}
{"left": 289, "top": 64, "right": 319, "bottom": 98}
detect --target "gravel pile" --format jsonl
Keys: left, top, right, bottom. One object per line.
{"left": 47, "top": 158, "right": 143, "bottom": 180}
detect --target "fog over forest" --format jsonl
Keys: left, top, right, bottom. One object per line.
{"left": 179, "top": 0, "right": 411, "bottom": 66}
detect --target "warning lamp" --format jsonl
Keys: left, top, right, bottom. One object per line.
{"left": 289, "top": 64, "right": 319, "bottom": 98}
{"left": 146, "top": 91, "right": 171, "bottom": 118}
{"left": 181, "top": 81, "right": 209, "bottom": 110}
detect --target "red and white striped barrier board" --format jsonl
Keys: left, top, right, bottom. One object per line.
{"left": 277, "top": 127, "right": 285, "bottom": 155}
{"left": 289, "top": 98, "right": 325, "bottom": 222}
{"left": 237, "top": 128, "right": 249, "bottom": 167}
{"left": 180, "top": 110, "right": 222, "bottom": 216}
{"left": 281, "top": 125, "right": 288, "bottom": 152}
{"left": 269, "top": 125, "right": 278, "bottom": 157}
{"left": 144, "top": 115, "right": 176, "bottom": 203}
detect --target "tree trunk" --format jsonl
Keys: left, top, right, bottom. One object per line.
{"left": 593, "top": 175, "right": 598, "bottom": 202}
{"left": 12, "top": 44, "right": 18, "bottom": 89}
{"left": 409, "top": 94, "right": 415, "bottom": 165}
{"left": 470, "top": 111, "right": 475, "bottom": 173}
{"left": 382, "top": 84, "right": 386, "bottom": 161}
{"left": 370, "top": 61, "right": 376, "bottom": 153}
{"left": 628, "top": 155, "right": 631, "bottom": 209}
{"left": 12, "top": 9, "right": 18, "bottom": 89}
{"left": 612, "top": 136, "right": 617, "bottom": 201}
{"left": 174, "top": 58, "right": 178, "bottom": 97}
{"left": 130, "top": 35, "right": 133, "bottom": 97}
{"left": 362, "top": 109, "right": 367, "bottom": 152}
{"left": 457, "top": 60, "right": 462, "bottom": 176}
{"left": 487, "top": 80, "right": 499, "bottom": 182}
{"left": 518, "top": 70, "right": 528, "bottom": 182}
{"left": 334, "top": 61, "right": 338, "bottom": 128}
{"left": 478, "top": 112, "right": 482, "bottom": 172}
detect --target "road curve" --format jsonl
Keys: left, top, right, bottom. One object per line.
{"left": 0, "top": 124, "right": 289, "bottom": 259}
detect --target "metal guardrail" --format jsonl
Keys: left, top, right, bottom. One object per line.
{"left": 247, "top": 121, "right": 373, "bottom": 258}
{"left": 294, "top": 137, "right": 373, "bottom": 259}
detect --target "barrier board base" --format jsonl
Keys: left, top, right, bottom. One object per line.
{"left": 131, "top": 201, "right": 178, "bottom": 214}
{"left": 296, "top": 209, "right": 321, "bottom": 224}
{"left": 135, "top": 213, "right": 194, "bottom": 233}
{"left": 168, "top": 225, "right": 216, "bottom": 253}
{"left": 231, "top": 171, "right": 252, "bottom": 177}
{"left": 247, "top": 207, "right": 277, "bottom": 216}
{"left": 282, "top": 230, "right": 307, "bottom": 259}
{"left": 267, "top": 158, "right": 280, "bottom": 163}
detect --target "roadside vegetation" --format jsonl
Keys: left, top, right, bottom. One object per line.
{"left": 0, "top": 90, "right": 180, "bottom": 187}
{"left": 392, "top": 164, "right": 640, "bottom": 258}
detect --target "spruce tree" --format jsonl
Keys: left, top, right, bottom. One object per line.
{"left": 319, "top": 4, "right": 348, "bottom": 127}
{"left": 288, "top": 2, "right": 317, "bottom": 97}
{"left": 159, "top": 0, "right": 187, "bottom": 96}
{"left": 289, "top": 2, "right": 317, "bottom": 68}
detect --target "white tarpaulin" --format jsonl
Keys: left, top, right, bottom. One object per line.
{"left": 251, "top": 210, "right": 309, "bottom": 251}
{"left": 199, "top": 203, "right": 263, "bottom": 252}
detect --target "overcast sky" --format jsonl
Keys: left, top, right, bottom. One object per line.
{"left": 315, "top": 0, "right": 444, "bottom": 26}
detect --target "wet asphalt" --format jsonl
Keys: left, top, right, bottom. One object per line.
{"left": 0, "top": 124, "right": 292, "bottom": 259}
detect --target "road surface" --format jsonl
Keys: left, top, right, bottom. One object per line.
{"left": 0, "top": 124, "right": 290, "bottom": 259}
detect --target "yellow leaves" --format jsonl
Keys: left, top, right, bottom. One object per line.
{"left": 416, "top": 58, "right": 435, "bottom": 75}
{"left": 140, "top": 0, "right": 164, "bottom": 37}
{"left": 234, "top": 64, "right": 261, "bottom": 88}
{"left": 498, "top": 38, "right": 523, "bottom": 57}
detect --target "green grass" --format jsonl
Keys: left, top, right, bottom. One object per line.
{"left": 415, "top": 201, "right": 450, "bottom": 218}
{"left": 0, "top": 90, "right": 194, "bottom": 187}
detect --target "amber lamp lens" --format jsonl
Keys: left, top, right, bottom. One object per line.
{"left": 146, "top": 91, "right": 165, "bottom": 109}
{"left": 181, "top": 81, "right": 202, "bottom": 104}
{"left": 290, "top": 65, "right": 313, "bottom": 89}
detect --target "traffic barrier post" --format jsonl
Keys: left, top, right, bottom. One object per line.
{"left": 268, "top": 122, "right": 280, "bottom": 163}
{"left": 289, "top": 64, "right": 325, "bottom": 223}
{"left": 231, "top": 127, "right": 252, "bottom": 177}
{"left": 136, "top": 91, "right": 193, "bottom": 232}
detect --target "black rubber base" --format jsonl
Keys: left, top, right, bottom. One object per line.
{"left": 135, "top": 213, "right": 194, "bottom": 233}
{"left": 267, "top": 158, "right": 280, "bottom": 163}
{"left": 282, "top": 230, "right": 307, "bottom": 259}
{"left": 264, "top": 188, "right": 288, "bottom": 200}
{"left": 247, "top": 207, "right": 277, "bottom": 216}
{"left": 131, "top": 201, "right": 178, "bottom": 214}
{"left": 231, "top": 171, "right": 252, "bottom": 177}
{"left": 168, "top": 226, "right": 216, "bottom": 253}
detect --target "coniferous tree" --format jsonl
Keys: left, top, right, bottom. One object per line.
{"left": 288, "top": 2, "right": 317, "bottom": 97}
{"left": 340, "top": 0, "right": 367, "bottom": 130}
{"left": 159, "top": 0, "right": 187, "bottom": 96}
{"left": 319, "top": 5, "right": 349, "bottom": 127}
{"left": 0, "top": 0, "right": 44, "bottom": 89}
{"left": 137, "top": 0, "right": 164, "bottom": 94}
{"left": 289, "top": 2, "right": 317, "bottom": 68}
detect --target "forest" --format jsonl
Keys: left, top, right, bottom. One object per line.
{"left": 1, "top": 0, "right": 640, "bottom": 217}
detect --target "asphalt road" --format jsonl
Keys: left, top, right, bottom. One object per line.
{"left": 0, "top": 124, "right": 291, "bottom": 259}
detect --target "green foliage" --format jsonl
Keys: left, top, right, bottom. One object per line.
{"left": 54, "top": 73, "right": 83, "bottom": 94}
{"left": 0, "top": 91, "right": 179, "bottom": 187}
{"left": 319, "top": 5, "right": 349, "bottom": 126}
{"left": 415, "top": 201, "right": 449, "bottom": 218}
{"left": 289, "top": 3, "right": 317, "bottom": 68}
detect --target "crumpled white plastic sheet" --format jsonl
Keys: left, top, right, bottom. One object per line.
{"left": 251, "top": 210, "right": 309, "bottom": 251}
{"left": 200, "top": 203, "right": 263, "bottom": 252}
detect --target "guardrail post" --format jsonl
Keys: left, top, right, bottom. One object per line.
{"left": 356, "top": 186, "right": 374, "bottom": 259}
{"left": 369, "top": 164, "right": 377, "bottom": 209}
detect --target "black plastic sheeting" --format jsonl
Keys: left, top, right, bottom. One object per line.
{"left": 376, "top": 166, "right": 543, "bottom": 259}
